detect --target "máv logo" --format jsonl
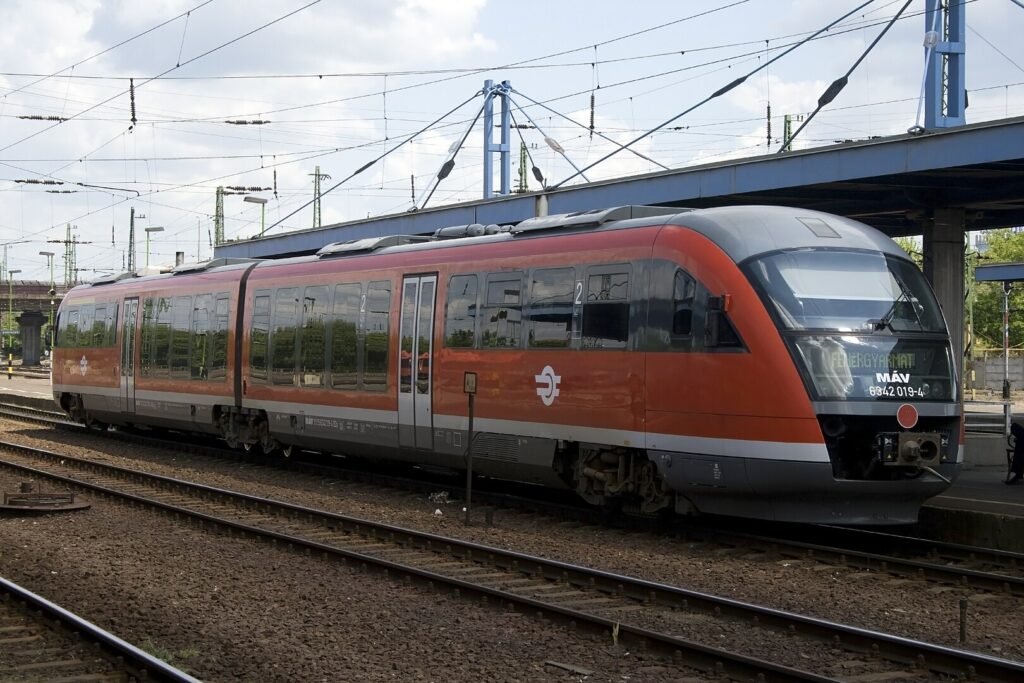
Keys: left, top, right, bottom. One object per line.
{"left": 876, "top": 372, "right": 910, "bottom": 383}
{"left": 534, "top": 365, "right": 561, "bottom": 406}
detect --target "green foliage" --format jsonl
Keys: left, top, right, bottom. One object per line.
{"left": 892, "top": 236, "right": 922, "bottom": 268}
{"left": 972, "top": 229, "right": 1024, "bottom": 349}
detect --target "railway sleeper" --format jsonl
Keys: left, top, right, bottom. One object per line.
{"left": 572, "top": 445, "right": 672, "bottom": 515}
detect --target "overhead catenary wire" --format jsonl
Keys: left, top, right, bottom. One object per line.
{"left": 509, "top": 88, "right": 668, "bottom": 170}
{"left": 0, "top": 0, "right": 324, "bottom": 155}
{"left": 417, "top": 95, "right": 490, "bottom": 212}
{"left": 260, "top": 90, "right": 483, "bottom": 236}
{"left": 548, "top": 0, "right": 878, "bottom": 190}
{"left": 780, "top": 0, "right": 912, "bottom": 153}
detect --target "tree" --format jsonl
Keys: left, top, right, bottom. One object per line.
{"left": 971, "top": 229, "right": 1024, "bottom": 349}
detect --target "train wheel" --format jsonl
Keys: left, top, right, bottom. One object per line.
{"left": 242, "top": 442, "right": 253, "bottom": 453}
{"left": 281, "top": 444, "right": 294, "bottom": 458}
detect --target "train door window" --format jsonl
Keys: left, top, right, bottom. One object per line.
{"left": 300, "top": 285, "right": 329, "bottom": 387}
{"left": 270, "top": 288, "right": 299, "bottom": 385}
{"left": 191, "top": 294, "right": 212, "bottom": 380}
{"left": 526, "top": 268, "right": 574, "bottom": 349}
{"left": 209, "top": 295, "right": 230, "bottom": 381}
{"left": 362, "top": 281, "right": 391, "bottom": 391}
{"left": 331, "top": 283, "right": 361, "bottom": 390}
{"left": 153, "top": 297, "right": 172, "bottom": 377}
{"left": 78, "top": 305, "right": 95, "bottom": 348}
{"left": 60, "top": 307, "right": 79, "bottom": 347}
{"left": 170, "top": 296, "right": 192, "bottom": 379}
{"left": 671, "top": 270, "right": 697, "bottom": 350}
{"left": 481, "top": 273, "right": 522, "bottom": 348}
{"left": 104, "top": 303, "right": 119, "bottom": 347}
{"left": 250, "top": 292, "right": 271, "bottom": 382}
{"left": 582, "top": 268, "right": 630, "bottom": 349}
{"left": 444, "top": 274, "right": 478, "bottom": 348}
{"left": 140, "top": 299, "right": 154, "bottom": 374}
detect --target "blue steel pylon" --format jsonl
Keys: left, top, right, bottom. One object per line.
{"left": 482, "top": 79, "right": 511, "bottom": 198}
{"left": 924, "top": 0, "right": 966, "bottom": 129}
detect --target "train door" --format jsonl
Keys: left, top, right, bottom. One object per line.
{"left": 120, "top": 297, "right": 139, "bottom": 414}
{"left": 397, "top": 275, "right": 437, "bottom": 450}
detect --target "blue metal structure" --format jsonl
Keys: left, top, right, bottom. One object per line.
{"left": 925, "top": 0, "right": 967, "bottom": 129}
{"left": 482, "top": 79, "right": 511, "bottom": 198}
{"left": 975, "top": 263, "right": 1024, "bottom": 283}
{"left": 215, "top": 115, "right": 1024, "bottom": 260}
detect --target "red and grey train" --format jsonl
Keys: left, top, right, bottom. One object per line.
{"left": 52, "top": 205, "right": 961, "bottom": 524}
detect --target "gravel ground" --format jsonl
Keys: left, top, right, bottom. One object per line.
{"left": 2, "top": 419, "right": 1023, "bottom": 679}
{"left": 0, "top": 424, "right": 712, "bottom": 682}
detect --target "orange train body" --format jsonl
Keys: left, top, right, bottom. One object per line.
{"left": 53, "top": 205, "right": 961, "bottom": 524}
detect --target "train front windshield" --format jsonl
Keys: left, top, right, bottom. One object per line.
{"left": 746, "top": 249, "right": 955, "bottom": 401}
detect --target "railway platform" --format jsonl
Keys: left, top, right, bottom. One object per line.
{"left": 0, "top": 371, "right": 54, "bottom": 405}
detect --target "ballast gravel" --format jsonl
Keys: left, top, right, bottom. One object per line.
{"left": 2, "top": 418, "right": 1023, "bottom": 680}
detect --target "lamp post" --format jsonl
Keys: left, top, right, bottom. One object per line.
{"left": 7, "top": 269, "right": 20, "bottom": 355}
{"left": 39, "top": 251, "right": 55, "bottom": 352}
{"left": 144, "top": 227, "right": 164, "bottom": 268}
{"left": 244, "top": 196, "right": 268, "bottom": 236}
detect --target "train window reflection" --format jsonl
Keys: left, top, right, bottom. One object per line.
{"left": 362, "top": 281, "right": 391, "bottom": 391}
{"left": 444, "top": 275, "right": 477, "bottom": 348}
{"left": 300, "top": 286, "right": 329, "bottom": 387}
{"left": 153, "top": 298, "right": 172, "bottom": 377}
{"left": 250, "top": 293, "right": 271, "bottom": 382}
{"left": 481, "top": 274, "right": 522, "bottom": 348}
{"left": 582, "top": 271, "right": 629, "bottom": 349}
{"left": 170, "top": 296, "right": 191, "bottom": 379}
{"left": 672, "top": 271, "right": 696, "bottom": 340}
{"left": 91, "top": 305, "right": 106, "bottom": 347}
{"left": 210, "top": 296, "right": 230, "bottom": 381}
{"left": 527, "top": 268, "right": 573, "bottom": 349}
{"left": 191, "top": 294, "right": 211, "bottom": 380}
{"left": 61, "top": 307, "right": 80, "bottom": 347}
{"left": 331, "top": 283, "right": 360, "bottom": 390}
{"left": 270, "top": 288, "right": 299, "bottom": 385}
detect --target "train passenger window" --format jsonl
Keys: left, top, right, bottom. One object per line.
{"left": 362, "top": 281, "right": 391, "bottom": 391}
{"left": 209, "top": 295, "right": 230, "bottom": 381}
{"left": 140, "top": 299, "right": 155, "bottom": 374}
{"left": 191, "top": 294, "right": 211, "bottom": 380}
{"left": 152, "top": 297, "right": 172, "bottom": 377}
{"left": 104, "top": 303, "right": 119, "bottom": 347}
{"left": 331, "top": 283, "right": 361, "bottom": 390}
{"left": 300, "top": 285, "right": 329, "bottom": 387}
{"left": 672, "top": 270, "right": 697, "bottom": 349}
{"left": 170, "top": 296, "right": 192, "bottom": 379}
{"left": 91, "top": 305, "right": 106, "bottom": 347}
{"left": 481, "top": 274, "right": 522, "bottom": 348}
{"left": 250, "top": 293, "right": 271, "bottom": 382}
{"left": 444, "top": 275, "right": 477, "bottom": 348}
{"left": 582, "top": 270, "right": 630, "bottom": 349}
{"left": 270, "top": 288, "right": 299, "bottom": 385}
{"left": 526, "top": 268, "right": 573, "bottom": 349}
{"left": 60, "top": 307, "right": 80, "bottom": 347}
{"left": 79, "top": 305, "right": 95, "bottom": 348}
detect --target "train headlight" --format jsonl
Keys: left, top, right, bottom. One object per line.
{"left": 930, "top": 381, "right": 945, "bottom": 398}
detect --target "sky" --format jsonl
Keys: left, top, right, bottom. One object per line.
{"left": 0, "top": 0, "right": 1022, "bottom": 282}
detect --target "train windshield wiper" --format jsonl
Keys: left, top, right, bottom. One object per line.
{"left": 871, "top": 278, "right": 922, "bottom": 332}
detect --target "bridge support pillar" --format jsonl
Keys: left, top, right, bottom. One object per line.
{"left": 16, "top": 310, "right": 46, "bottom": 367}
{"left": 923, "top": 208, "right": 965, "bottom": 378}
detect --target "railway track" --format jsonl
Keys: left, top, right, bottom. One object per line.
{"left": 5, "top": 401, "right": 1024, "bottom": 598}
{"left": 0, "top": 575, "right": 200, "bottom": 682}
{"left": 2, "top": 439, "right": 1022, "bottom": 682}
